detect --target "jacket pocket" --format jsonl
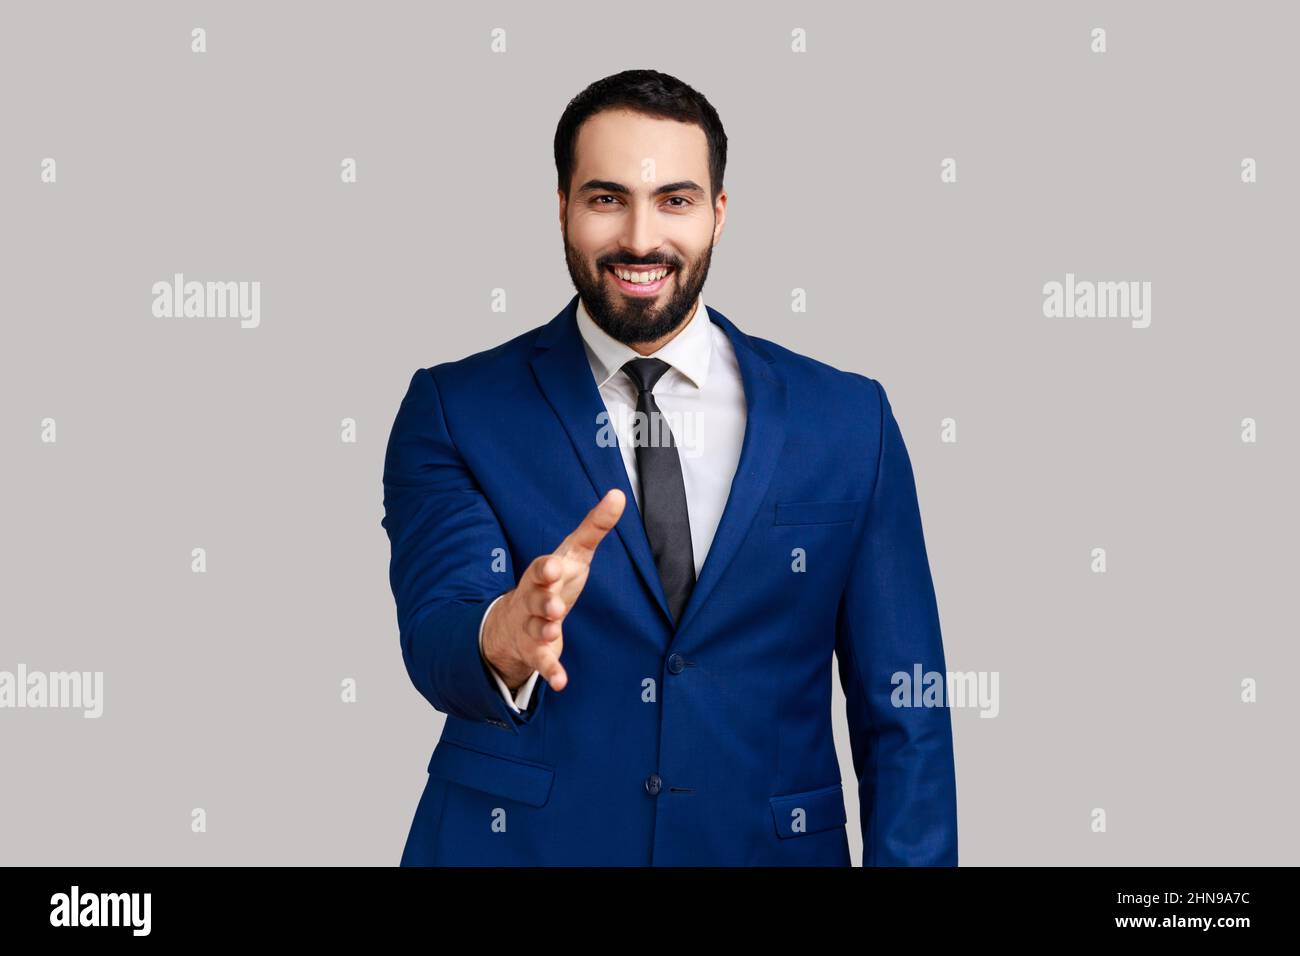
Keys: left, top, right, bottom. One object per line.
{"left": 773, "top": 499, "right": 862, "bottom": 526}
{"left": 769, "top": 782, "right": 848, "bottom": 838}
{"left": 427, "top": 740, "right": 556, "bottom": 808}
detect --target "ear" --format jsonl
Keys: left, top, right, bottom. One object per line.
{"left": 711, "top": 189, "right": 727, "bottom": 244}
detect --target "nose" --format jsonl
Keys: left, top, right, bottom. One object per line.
{"left": 617, "top": 199, "right": 664, "bottom": 261}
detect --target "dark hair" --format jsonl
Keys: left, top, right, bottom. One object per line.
{"left": 554, "top": 69, "right": 727, "bottom": 204}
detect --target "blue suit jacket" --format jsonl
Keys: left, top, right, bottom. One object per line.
{"left": 381, "top": 294, "right": 958, "bottom": 866}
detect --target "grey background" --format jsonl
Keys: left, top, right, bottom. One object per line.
{"left": 1, "top": 0, "right": 1295, "bottom": 865}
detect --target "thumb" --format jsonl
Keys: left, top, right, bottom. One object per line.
{"left": 555, "top": 488, "right": 625, "bottom": 561}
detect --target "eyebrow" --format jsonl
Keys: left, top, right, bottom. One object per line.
{"left": 576, "top": 179, "right": 706, "bottom": 198}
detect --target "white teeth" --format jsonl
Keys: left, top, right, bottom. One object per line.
{"left": 613, "top": 267, "right": 669, "bottom": 284}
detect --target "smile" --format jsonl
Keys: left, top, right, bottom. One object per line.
{"left": 606, "top": 264, "right": 674, "bottom": 295}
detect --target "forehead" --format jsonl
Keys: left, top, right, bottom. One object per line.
{"left": 572, "top": 109, "right": 709, "bottom": 184}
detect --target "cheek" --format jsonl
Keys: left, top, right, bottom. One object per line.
{"left": 572, "top": 213, "right": 625, "bottom": 243}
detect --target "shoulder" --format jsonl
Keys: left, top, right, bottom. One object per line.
{"left": 730, "top": 323, "right": 886, "bottom": 416}
{"left": 420, "top": 321, "right": 549, "bottom": 391}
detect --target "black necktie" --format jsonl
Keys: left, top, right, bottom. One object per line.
{"left": 621, "top": 357, "right": 696, "bottom": 625}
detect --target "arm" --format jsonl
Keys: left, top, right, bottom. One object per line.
{"left": 381, "top": 367, "right": 541, "bottom": 731}
{"left": 834, "top": 378, "right": 958, "bottom": 865}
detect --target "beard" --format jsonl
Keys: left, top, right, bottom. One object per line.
{"left": 563, "top": 227, "right": 713, "bottom": 347}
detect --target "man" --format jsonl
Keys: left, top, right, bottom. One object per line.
{"left": 381, "top": 69, "right": 957, "bottom": 866}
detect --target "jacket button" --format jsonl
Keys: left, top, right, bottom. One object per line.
{"left": 667, "top": 653, "right": 685, "bottom": 674}
{"left": 644, "top": 773, "right": 662, "bottom": 795}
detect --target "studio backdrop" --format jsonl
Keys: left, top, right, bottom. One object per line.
{"left": 1, "top": 0, "right": 1296, "bottom": 865}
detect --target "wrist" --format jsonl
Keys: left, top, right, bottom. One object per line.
{"left": 482, "top": 592, "right": 533, "bottom": 688}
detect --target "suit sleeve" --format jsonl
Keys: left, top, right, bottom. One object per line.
{"left": 381, "top": 367, "right": 544, "bottom": 732}
{"left": 834, "top": 378, "right": 958, "bottom": 865}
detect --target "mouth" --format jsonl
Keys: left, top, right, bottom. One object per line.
{"left": 606, "top": 263, "right": 675, "bottom": 296}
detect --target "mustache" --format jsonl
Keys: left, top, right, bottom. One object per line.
{"left": 599, "top": 259, "right": 678, "bottom": 269}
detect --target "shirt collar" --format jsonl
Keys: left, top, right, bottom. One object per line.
{"left": 575, "top": 292, "right": 712, "bottom": 391}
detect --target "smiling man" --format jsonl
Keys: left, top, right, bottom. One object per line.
{"left": 381, "top": 69, "right": 958, "bottom": 866}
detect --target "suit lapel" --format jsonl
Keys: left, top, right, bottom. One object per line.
{"left": 670, "top": 304, "right": 786, "bottom": 639}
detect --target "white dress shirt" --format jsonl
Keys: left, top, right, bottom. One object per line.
{"left": 478, "top": 292, "right": 747, "bottom": 712}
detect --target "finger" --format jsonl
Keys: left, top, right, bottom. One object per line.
{"left": 525, "top": 588, "right": 566, "bottom": 621}
{"left": 525, "top": 613, "right": 563, "bottom": 644}
{"left": 555, "top": 488, "right": 625, "bottom": 562}
{"left": 529, "top": 554, "right": 563, "bottom": 588}
{"left": 535, "top": 648, "right": 567, "bottom": 692}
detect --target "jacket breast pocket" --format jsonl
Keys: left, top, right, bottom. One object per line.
{"left": 769, "top": 782, "right": 848, "bottom": 838}
{"left": 773, "top": 498, "right": 863, "bottom": 526}
{"left": 427, "top": 739, "right": 556, "bottom": 808}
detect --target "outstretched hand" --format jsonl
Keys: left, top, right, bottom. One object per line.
{"left": 481, "top": 488, "right": 626, "bottom": 693}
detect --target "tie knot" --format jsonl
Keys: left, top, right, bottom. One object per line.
{"left": 622, "top": 357, "right": 672, "bottom": 394}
